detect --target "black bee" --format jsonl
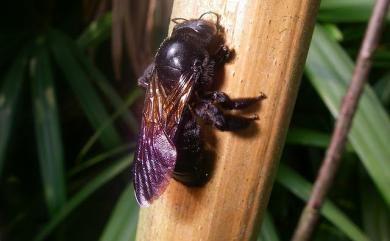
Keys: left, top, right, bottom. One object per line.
{"left": 132, "top": 12, "right": 265, "bottom": 206}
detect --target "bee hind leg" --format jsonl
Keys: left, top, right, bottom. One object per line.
{"left": 204, "top": 91, "right": 266, "bottom": 110}
{"left": 174, "top": 114, "right": 209, "bottom": 186}
{"left": 194, "top": 100, "right": 257, "bottom": 131}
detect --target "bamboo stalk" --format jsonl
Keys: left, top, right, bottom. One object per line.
{"left": 135, "top": 0, "right": 320, "bottom": 240}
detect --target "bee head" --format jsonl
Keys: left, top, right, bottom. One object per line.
{"left": 171, "top": 12, "right": 220, "bottom": 44}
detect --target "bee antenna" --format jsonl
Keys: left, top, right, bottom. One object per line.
{"left": 199, "top": 11, "right": 221, "bottom": 31}
{"left": 171, "top": 17, "right": 188, "bottom": 24}
{"left": 199, "top": 11, "right": 220, "bottom": 21}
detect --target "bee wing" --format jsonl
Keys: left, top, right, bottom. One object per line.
{"left": 133, "top": 121, "right": 176, "bottom": 206}
{"left": 133, "top": 70, "right": 198, "bottom": 206}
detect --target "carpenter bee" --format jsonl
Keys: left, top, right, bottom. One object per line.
{"left": 132, "top": 12, "right": 265, "bottom": 206}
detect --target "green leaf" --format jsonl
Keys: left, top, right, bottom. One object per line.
{"left": 277, "top": 164, "right": 371, "bottom": 241}
{"left": 72, "top": 43, "right": 140, "bottom": 134}
{"left": 360, "top": 174, "right": 390, "bottom": 241}
{"left": 77, "top": 12, "right": 113, "bottom": 49}
{"left": 76, "top": 12, "right": 139, "bottom": 133}
{"left": 322, "top": 24, "right": 343, "bottom": 42}
{"left": 69, "top": 143, "right": 135, "bottom": 177}
{"left": 0, "top": 46, "right": 30, "bottom": 176}
{"left": 34, "top": 154, "right": 133, "bottom": 241}
{"left": 99, "top": 184, "right": 139, "bottom": 241}
{"left": 286, "top": 128, "right": 330, "bottom": 148}
{"left": 258, "top": 211, "right": 280, "bottom": 241}
{"left": 30, "top": 43, "right": 66, "bottom": 215}
{"left": 373, "top": 51, "right": 390, "bottom": 69}
{"left": 319, "top": 0, "right": 390, "bottom": 22}
{"left": 306, "top": 25, "right": 390, "bottom": 206}
{"left": 76, "top": 89, "right": 141, "bottom": 161}
{"left": 77, "top": 12, "right": 139, "bottom": 134}
{"left": 286, "top": 128, "right": 353, "bottom": 152}
{"left": 49, "top": 30, "right": 121, "bottom": 149}
{"left": 75, "top": 12, "right": 139, "bottom": 132}
{"left": 374, "top": 72, "right": 390, "bottom": 105}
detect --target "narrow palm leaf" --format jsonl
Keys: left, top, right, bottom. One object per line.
{"left": 34, "top": 154, "right": 133, "bottom": 241}
{"left": 77, "top": 12, "right": 113, "bottom": 49}
{"left": 30, "top": 44, "right": 66, "bottom": 215}
{"left": 319, "top": 0, "right": 390, "bottom": 22}
{"left": 286, "top": 128, "right": 353, "bottom": 151}
{"left": 0, "top": 47, "right": 30, "bottom": 176}
{"left": 49, "top": 30, "right": 121, "bottom": 149}
{"left": 69, "top": 143, "right": 135, "bottom": 177}
{"left": 76, "top": 89, "right": 141, "bottom": 161}
{"left": 258, "top": 211, "right": 280, "bottom": 241}
{"left": 72, "top": 40, "right": 139, "bottom": 133}
{"left": 374, "top": 72, "right": 390, "bottom": 105}
{"left": 360, "top": 174, "right": 390, "bottom": 241}
{"left": 277, "top": 164, "right": 371, "bottom": 241}
{"left": 306, "top": 25, "right": 390, "bottom": 206}
{"left": 99, "top": 184, "right": 139, "bottom": 241}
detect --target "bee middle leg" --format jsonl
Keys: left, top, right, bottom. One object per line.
{"left": 203, "top": 91, "right": 266, "bottom": 110}
{"left": 194, "top": 100, "right": 258, "bottom": 131}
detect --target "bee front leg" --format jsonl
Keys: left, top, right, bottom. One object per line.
{"left": 137, "top": 63, "right": 155, "bottom": 88}
{"left": 213, "top": 45, "right": 231, "bottom": 66}
{"left": 194, "top": 100, "right": 257, "bottom": 131}
{"left": 204, "top": 91, "right": 266, "bottom": 110}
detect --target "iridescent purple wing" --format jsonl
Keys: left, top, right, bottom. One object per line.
{"left": 133, "top": 71, "right": 196, "bottom": 206}
{"left": 133, "top": 121, "right": 176, "bottom": 206}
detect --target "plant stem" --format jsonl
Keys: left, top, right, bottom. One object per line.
{"left": 291, "top": 1, "right": 390, "bottom": 240}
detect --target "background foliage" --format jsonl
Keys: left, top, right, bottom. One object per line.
{"left": 0, "top": 0, "right": 389, "bottom": 241}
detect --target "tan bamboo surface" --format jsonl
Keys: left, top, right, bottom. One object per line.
{"left": 135, "top": 0, "right": 319, "bottom": 240}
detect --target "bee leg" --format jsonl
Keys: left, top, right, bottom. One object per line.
{"left": 174, "top": 114, "right": 209, "bottom": 186}
{"left": 137, "top": 63, "right": 155, "bottom": 88}
{"left": 213, "top": 45, "right": 231, "bottom": 65}
{"left": 194, "top": 100, "right": 257, "bottom": 131}
{"left": 200, "top": 56, "right": 216, "bottom": 87}
{"left": 204, "top": 91, "right": 266, "bottom": 110}
{"left": 178, "top": 115, "right": 202, "bottom": 155}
